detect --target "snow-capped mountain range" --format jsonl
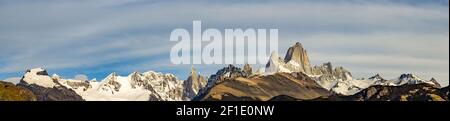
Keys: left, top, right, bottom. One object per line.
{"left": 10, "top": 42, "right": 444, "bottom": 100}
{"left": 370, "top": 73, "right": 441, "bottom": 87}
{"left": 264, "top": 42, "right": 442, "bottom": 95}
{"left": 18, "top": 67, "right": 206, "bottom": 101}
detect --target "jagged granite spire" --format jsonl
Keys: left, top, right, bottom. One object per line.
{"left": 182, "top": 66, "right": 207, "bottom": 100}
{"left": 283, "top": 42, "right": 312, "bottom": 74}
{"left": 243, "top": 64, "right": 253, "bottom": 76}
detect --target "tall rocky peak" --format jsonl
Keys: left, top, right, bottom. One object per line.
{"left": 243, "top": 64, "right": 253, "bottom": 76}
{"left": 266, "top": 51, "right": 283, "bottom": 69}
{"left": 399, "top": 74, "right": 418, "bottom": 80}
{"left": 284, "top": 42, "right": 311, "bottom": 67}
{"left": 322, "top": 62, "right": 333, "bottom": 73}
{"left": 129, "top": 71, "right": 142, "bottom": 81}
{"left": 17, "top": 68, "right": 84, "bottom": 101}
{"left": 429, "top": 78, "right": 441, "bottom": 88}
{"left": 264, "top": 42, "right": 355, "bottom": 84}
{"left": 182, "top": 66, "right": 207, "bottom": 100}
{"left": 0, "top": 81, "right": 37, "bottom": 101}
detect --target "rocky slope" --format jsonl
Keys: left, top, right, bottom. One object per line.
{"left": 64, "top": 71, "right": 185, "bottom": 101}
{"left": 264, "top": 42, "right": 443, "bottom": 95}
{"left": 16, "top": 68, "right": 84, "bottom": 101}
{"left": 0, "top": 81, "right": 36, "bottom": 101}
{"left": 371, "top": 73, "right": 442, "bottom": 88}
{"left": 2, "top": 42, "right": 445, "bottom": 101}
{"left": 14, "top": 67, "right": 206, "bottom": 101}
{"left": 197, "top": 42, "right": 446, "bottom": 101}
{"left": 195, "top": 65, "right": 331, "bottom": 101}
{"left": 182, "top": 67, "right": 207, "bottom": 101}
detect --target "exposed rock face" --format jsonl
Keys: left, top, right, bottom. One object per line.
{"left": 368, "top": 74, "right": 386, "bottom": 82}
{"left": 429, "top": 78, "right": 441, "bottom": 88}
{"left": 59, "top": 80, "right": 92, "bottom": 91}
{"left": 264, "top": 42, "right": 443, "bottom": 96}
{"left": 310, "top": 62, "right": 355, "bottom": 93}
{"left": 182, "top": 67, "right": 207, "bottom": 101}
{"left": 439, "top": 86, "right": 448, "bottom": 100}
{"left": 272, "top": 42, "right": 352, "bottom": 79}
{"left": 283, "top": 42, "right": 312, "bottom": 74}
{"left": 254, "top": 68, "right": 265, "bottom": 76}
{"left": 99, "top": 72, "right": 122, "bottom": 93}
{"left": 196, "top": 71, "right": 332, "bottom": 101}
{"left": 0, "top": 81, "right": 36, "bottom": 101}
{"left": 93, "top": 71, "right": 184, "bottom": 101}
{"left": 243, "top": 64, "right": 253, "bottom": 76}
{"left": 139, "top": 71, "right": 184, "bottom": 101}
{"left": 17, "top": 68, "right": 84, "bottom": 101}
{"left": 317, "top": 84, "right": 448, "bottom": 101}
{"left": 17, "top": 83, "right": 84, "bottom": 101}
{"left": 265, "top": 52, "right": 285, "bottom": 75}
{"left": 331, "top": 67, "right": 352, "bottom": 81}
{"left": 12, "top": 67, "right": 198, "bottom": 101}
{"left": 195, "top": 65, "right": 259, "bottom": 100}
{"left": 266, "top": 42, "right": 352, "bottom": 80}
{"left": 20, "top": 68, "right": 56, "bottom": 88}
{"left": 129, "top": 72, "right": 144, "bottom": 89}
{"left": 55, "top": 75, "right": 92, "bottom": 92}
{"left": 311, "top": 62, "right": 333, "bottom": 75}
{"left": 398, "top": 74, "right": 431, "bottom": 86}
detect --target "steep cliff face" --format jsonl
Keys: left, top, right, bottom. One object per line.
{"left": 263, "top": 42, "right": 443, "bottom": 96}
{"left": 270, "top": 84, "right": 448, "bottom": 101}
{"left": 182, "top": 67, "right": 207, "bottom": 101}
{"left": 243, "top": 64, "right": 253, "bottom": 76}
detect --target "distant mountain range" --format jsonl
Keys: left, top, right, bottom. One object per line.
{"left": 0, "top": 42, "right": 447, "bottom": 101}
{"left": 2, "top": 67, "right": 205, "bottom": 101}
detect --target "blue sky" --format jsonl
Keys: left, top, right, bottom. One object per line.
{"left": 0, "top": 0, "right": 448, "bottom": 86}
